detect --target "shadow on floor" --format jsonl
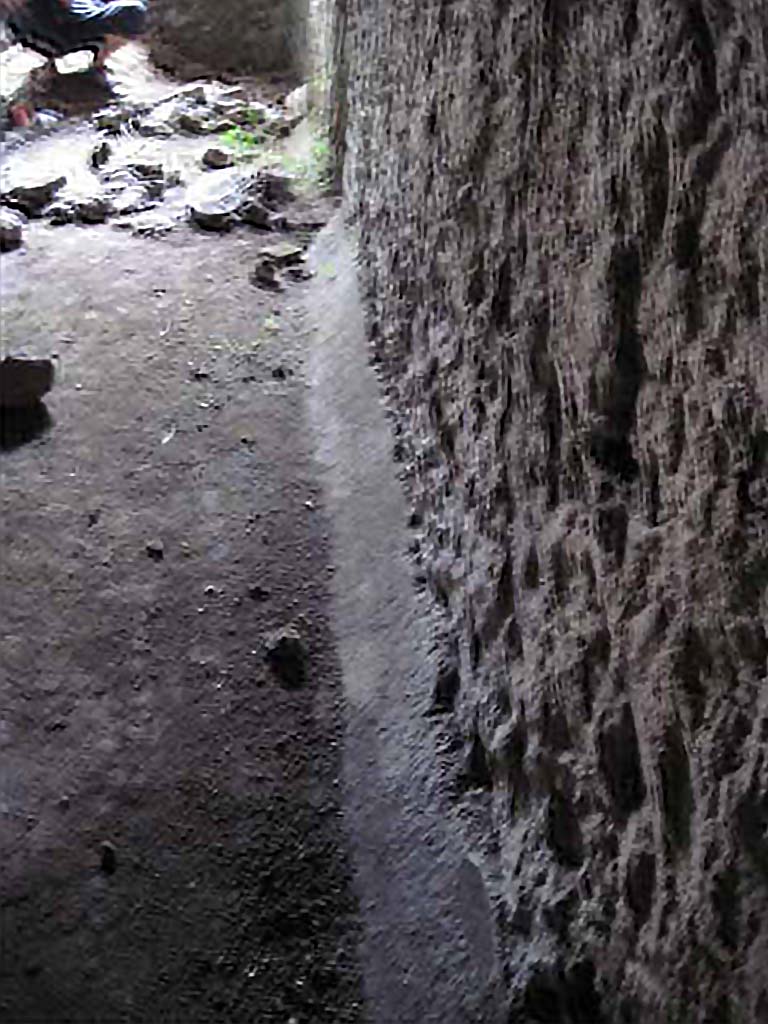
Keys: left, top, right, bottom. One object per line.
{"left": 27, "top": 67, "right": 116, "bottom": 117}
{"left": 0, "top": 403, "right": 52, "bottom": 451}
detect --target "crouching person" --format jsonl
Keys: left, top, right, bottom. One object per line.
{"left": 2, "top": 0, "right": 148, "bottom": 125}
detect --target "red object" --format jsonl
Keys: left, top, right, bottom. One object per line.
{"left": 9, "top": 103, "right": 33, "bottom": 128}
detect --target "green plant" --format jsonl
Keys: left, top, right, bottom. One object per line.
{"left": 219, "top": 117, "right": 269, "bottom": 156}
{"left": 218, "top": 102, "right": 335, "bottom": 194}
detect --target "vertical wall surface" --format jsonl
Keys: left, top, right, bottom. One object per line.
{"left": 149, "top": 0, "right": 309, "bottom": 76}
{"left": 341, "top": 1, "right": 768, "bottom": 1020}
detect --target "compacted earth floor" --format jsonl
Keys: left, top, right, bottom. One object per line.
{"left": 0, "top": 56, "right": 362, "bottom": 1022}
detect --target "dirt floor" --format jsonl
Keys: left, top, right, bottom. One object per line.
{"left": 0, "top": 43, "right": 508, "bottom": 1024}
{"left": 0, "top": 183, "right": 364, "bottom": 1023}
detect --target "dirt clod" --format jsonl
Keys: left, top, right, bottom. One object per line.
{"left": 146, "top": 539, "right": 165, "bottom": 561}
{"left": 202, "top": 147, "right": 234, "bottom": 170}
{"left": 251, "top": 257, "right": 283, "bottom": 291}
{"left": 99, "top": 842, "right": 117, "bottom": 875}
{"left": 90, "top": 141, "right": 112, "bottom": 169}
{"left": 265, "top": 627, "right": 308, "bottom": 688}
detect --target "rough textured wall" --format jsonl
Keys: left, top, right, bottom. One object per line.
{"left": 343, "top": 2, "right": 768, "bottom": 1021}
{"left": 149, "top": 0, "right": 309, "bottom": 76}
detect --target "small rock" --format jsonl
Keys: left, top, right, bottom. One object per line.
{"left": 136, "top": 120, "right": 174, "bottom": 138}
{"left": 146, "top": 539, "right": 165, "bottom": 561}
{"left": 178, "top": 111, "right": 213, "bottom": 134}
{"left": 2, "top": 174, "right": 67, "bottom": 217}
{"left": 76, "top": 195, "right": 113, "bottom": 224}
{"left": 99, "top": 841, "right": 117, "bottom": 875}
{"left": 177, "top": 84, "right": 208, "bottom": 103}
{"left": 101, "top": 167, "right": 139, "bottom": 189}
{"left": 164, "top": 169, "right": 183, "bottom": 188}
{"left": 258, "top": 171, "right": 295, "bottom": 207}
{"left": 0, "top": 357, "right": 54, "bottom": 408}
{"left": 267, "top": 211, "right": 289, "bottom": 232}
{"left": 258, "top": 241, "right": 305, "bottom": 266}
{"left": 220, "top": 84, "right": 248, "bottom": 99}
{"left": 110, "top": 185, "right": 154, "bottom": 216}
{"left": 0, "top": 207, "right": 24, "bottom": 251}
{"left": 251, "top": 258, "right": 283, "bottom": 291}
{"left": 265, "top": 627, "right": 308, "bottom": 688}
{"left": 275, "top": 119, "right": 299, "bottom": 138}
{"left": 284, "top": 84, "right": 309, "bottom": 119}
{"left": 46, "top": 200, "right": 76, "bottom": 225}
{"left": 130, "top": 214, "right": 177, "bottom": 238}
{"left": 186, "top": 168, "right": 252, "bottom": 231}
{"left": 286, "top": 264, "right": 313, "bottom": 281}
{"left": 209, "top": 96, "right": 244, "bottom": 117}
{"left": 129, "top": 162, "right": 165, "bottom": 181}
{"left": 92, "top": 106, "right": 134, "bottom": 132}
{"left": 240, "top": 198, "right": 271, "bottom": 228}
{"left": 248, "top": 584, "right": 270, "bottom": 602}
{"left": 103, "top": 164, "right": 167, "bottom": 201}
{"left": 90, "top": 141, "right": 112, "bottom": 169}
{"left": 232, "top": 102, "right": 269, "bottom": 126}
{"left": 202, "top": 147, "right": 234, "bottom": 170}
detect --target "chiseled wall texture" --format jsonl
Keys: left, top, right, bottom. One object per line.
{"left": 149, "top": 0, "right": 309, "bottom": 76}
{"left": 342, "top": 1, "right": 768, "bottom": 1020}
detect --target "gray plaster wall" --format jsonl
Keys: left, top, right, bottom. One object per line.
{"left": 149, "top": 0, "right": 309, "bottom": 77}
{"left": 340, "top": 2, "right": 768, "bottom": 1020}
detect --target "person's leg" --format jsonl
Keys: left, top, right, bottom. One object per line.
{"left": 8, "top": 59, "right": 56, "bottom": 127}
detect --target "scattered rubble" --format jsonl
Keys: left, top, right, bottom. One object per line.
{"left": 186, "top": 167, "right": 297, "bottom": 233}
{"left": 1, "top": 78, "right": 308, "bottom": 239}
